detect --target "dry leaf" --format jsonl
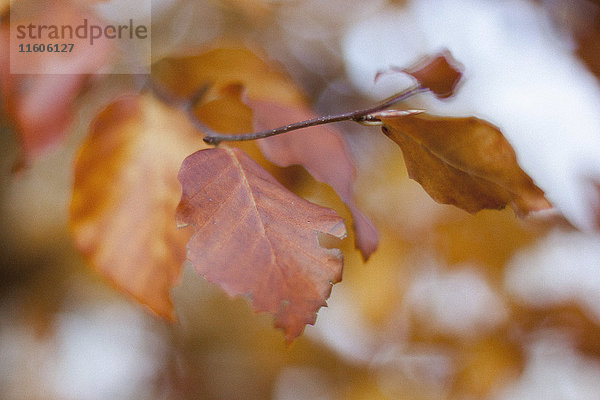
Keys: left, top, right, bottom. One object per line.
{"left": 176, "top": 147, "right": 346, "bottom": 343}
{"left": 379, "top": 111, "right": 551, "bottom": 215}
{"left": 70, "top": 94, "right": 207, "bottom": 319}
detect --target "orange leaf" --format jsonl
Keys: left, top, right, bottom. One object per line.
{"left": 251, "top": 99, "right": 379, "bottom": 259}
{"left": 379, "top": 111, "right": 551, "bottom": 215}
{"left": 69, "top": 94, "right": 207, "bottom": 319}
{"left": 176, "top": 147, "right": 346, "bottom": 343}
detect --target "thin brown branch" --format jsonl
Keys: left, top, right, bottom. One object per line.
{"left": 202, "top": 85, "right": 426, "bottom": 145}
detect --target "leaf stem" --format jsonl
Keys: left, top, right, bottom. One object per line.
{"left": 202, "top": 85, "right": 426, "bottom": 145}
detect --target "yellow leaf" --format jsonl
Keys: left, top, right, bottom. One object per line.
{"left": 70, "top": 94, "right": 207, "bottom": 319}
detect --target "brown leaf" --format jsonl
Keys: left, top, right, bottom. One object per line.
{"left": 70, "top": 94, "right": 207, "bottom": 319}
{"left": 377, "top": 51, "right": 463, "bottom": 99}
{"left": 379, "top": 111, "right": 551, "bottom": 215}
{"left": 1, "top": 3, "right": 113, "bottom": 165}
{"left": 176, "top": 147, "right": 346, "bottom": 343}
{"left": 251, "top": 99, "right": 379, "bottom": 259}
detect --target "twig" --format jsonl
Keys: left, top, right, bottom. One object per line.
{"left": 202, "top": 85, "right": 426, "bottom": 145}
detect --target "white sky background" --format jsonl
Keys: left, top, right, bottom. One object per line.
{"left": 343, "top": 0, "right": 600, "bottom": 230}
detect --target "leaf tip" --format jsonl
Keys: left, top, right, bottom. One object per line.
{"left": 512, "top": 193, "right": 553, "bottom": 217}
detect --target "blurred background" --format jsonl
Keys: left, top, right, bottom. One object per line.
{"left": 2, "top": 0, "right": 600, "bottom": 398}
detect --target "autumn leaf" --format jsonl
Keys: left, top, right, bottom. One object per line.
{"left": 153, "top": 46, "right": 379, "bottom": 259}
{"left": 1, "top": 2, "right": 113, "bottom": 166}
{"left": 70, "top": 94, "right": 207, "bottom": 319}
{"left": 176, "top": 147, "right": 346, "bottom": 342}
{"left": 378, "top": 111, "right": 551, "bottom": 215}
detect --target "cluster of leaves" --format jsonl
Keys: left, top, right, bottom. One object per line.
{"left": 1, "top": 2, "right": 552, "bottom": 343}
